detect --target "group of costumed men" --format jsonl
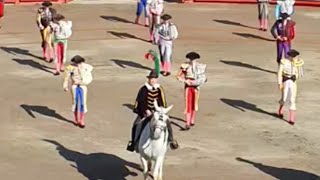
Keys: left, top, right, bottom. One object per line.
{"left": 37, "top": 1, "right": 93, "bottom": 128}
{"left": 126, "top": 0, "right": 208, "bottom": 152}
{"left": 256, "top": 0, "right": 303, "bottom": 125}
{"left": 36, "top": 0, "right": 72, "bottom": 75}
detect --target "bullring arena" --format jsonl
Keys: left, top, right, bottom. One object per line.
{"left": 0, "top": 1, "right": 319, "bottom": 179}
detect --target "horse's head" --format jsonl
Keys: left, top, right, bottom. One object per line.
{"left": 151, "top": 100, "right": 173, "bottom": 140}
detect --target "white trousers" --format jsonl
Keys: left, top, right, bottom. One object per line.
{"left": 279, "top": 79, "right": 297, "bottom": 110}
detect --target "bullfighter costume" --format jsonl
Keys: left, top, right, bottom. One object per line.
{"left": 275, "top": 0, "right": 295, "bottom": 20}
{"left": 257, "top": 0, "right": 270, "bottom": 31}
{"left": 127, "top": 70, "right": 179, "bottom": 152}
{"left": 135, "top": 0, "right": 149, "bottom": 26}
{"left": 155, "top": 14, "right": 178, "bottom": 76}
{"left": 277, "top": 49, "right": 304, "bottom": 125}
{"left": 51, "top": 14, "right": 72, "bottom": 75}
{"left": 177, "top": 52, "right": 206, "bottom": 130}
{"left": 36, "top": 1, "right": 56, "bottom": 61}
{"left": 270, "top": 13, "right": 295, "bottom": 64}
{"left": 63, "top": 55, "right": 93, "bottom": 128}
{"left": 148, "top": 0, "right": 164, "bottom": 42}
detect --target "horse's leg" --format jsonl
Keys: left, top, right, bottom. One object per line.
{"left": 158, "top": 157, "right": 164, "bottom": 180}
{"left": 140, "top": 157, "right": 149, "bottom": 180}
{"left": 153, "top": 158, "right": 161, "bottom": 180}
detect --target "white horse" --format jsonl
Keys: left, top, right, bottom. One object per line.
{"left": 138, "top": 100, "right": 173, "bottom": 180}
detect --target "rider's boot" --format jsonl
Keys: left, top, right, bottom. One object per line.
{"left": 167, "top": 121, "right": 179, "bottom": 150}
{"left": 127, "top": 124, "right": 138, "bottom": 152}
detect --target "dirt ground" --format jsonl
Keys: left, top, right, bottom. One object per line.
{"left": 0, "top": 2, "right": 319, "bottom": 180}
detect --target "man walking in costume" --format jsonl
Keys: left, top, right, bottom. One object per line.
{"left": 135, "top": 0, "right": 149, "bottom": 26}
{"left": 270, "top": 13, "right": 296, "bottom": 64}
{"left": 148, "top": 0, "right": 164, "bottom": 42}
{"left": 176, "top": 52, "right": 206, "bottom": 130}
{"left": 257, "top": 0, "right": 270, "bottom": 31}
{"left": 127, "top": 70, "right": 179, "bottom": 152}
{"left": 155, "top": 14, "right": 178, "bottom": 76}
{"left": 36, "top": 0, "right": 56, "bottom": 61}
{"left": 277, "top": 49, "right": 304, "bottom": 125}
{"left": 51, "top": 14, "right": 72, "bottom": 75}
{"left": 63, "top": 55, "right": 93, "bottom": 128}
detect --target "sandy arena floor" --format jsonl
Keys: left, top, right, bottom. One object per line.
{"left": 0, "top": 2, "right": 319, "bottom": 180}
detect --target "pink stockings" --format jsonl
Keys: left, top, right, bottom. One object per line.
{"left": 74, "top": 112, "right": 85, "bottom": 128}
{"left": 259, "top": 19, "right": 268, "bottom": 30}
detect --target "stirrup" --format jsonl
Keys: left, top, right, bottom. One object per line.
{"left": 169, "top": 140, "right": 179, "bottom": 150}
{"left": 126, "top": 141, "right": 135, "bottom": 152}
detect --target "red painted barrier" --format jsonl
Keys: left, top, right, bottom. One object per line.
{"left": 0, "top": 0, "right": 3, "bottom": 17}
{"left": 184, "top": 0, "right": 320, "bottom": 6}
{"left": 4, "top": 0, "right": 72, "bottom": 5}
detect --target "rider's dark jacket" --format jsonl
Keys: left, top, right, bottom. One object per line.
{"left": 133, "top": 83, "right": 167, "bottom": 118}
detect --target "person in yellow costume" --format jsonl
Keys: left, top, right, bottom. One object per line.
{"left": 277, "top": 49, "right": 304, "bottom": 125}
{"left": 63, "top": 55, "right": 93, "bottom": 128}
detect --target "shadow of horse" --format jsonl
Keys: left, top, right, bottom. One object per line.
{"left": 237, "top": 158, "right": 320, "bottom": 180}
{"left": 44, "top": 139, "right": 141, "bottom": 180}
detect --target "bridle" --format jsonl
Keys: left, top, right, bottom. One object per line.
{"left": 150, "top": 113, "right": 167, "bottom": 140}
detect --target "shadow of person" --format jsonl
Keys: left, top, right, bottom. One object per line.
{"left": 100, "top": 16, "right": 134, "bottom": 24}
{"left": 44, "top": 139, "right": 141, "bottom": 180}
{"left": 0, "top": 46, "right": 43, "bottom": 60}
{"left": 20, "top": 104, "right": 74, "bottom": 125}
{"left": 12, "top": 58, "right": 54, "bottom": 74}
{"left": 236, "top": 158, "right": 320, "bottom": 180}
{"left": 111, "top": 59, "right": 152, "bottom": 71}
{"left": 232, "top": 32, "right": 275, "bottom": 42}
{"left": 213, "top": 19, "right": 258, "bottom": 30}
{"left": 220, "top": 98, "right": 279, "bottom": 119}
{"left": 107, "top": 31, "right": 150, "bottom": 43}
{"left": 220, "top": 60, "right": 276, "bottom": 74}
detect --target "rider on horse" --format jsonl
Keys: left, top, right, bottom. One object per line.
{"left": 127, "top": 70, "right": 179, "bottom": 152}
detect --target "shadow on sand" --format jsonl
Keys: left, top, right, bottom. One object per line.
{"left": 12, "top": 58, "right": 54, "bottom": 74}
{"left": 44, "top": 139, "right": 141, "bottom": 180}
{"left": 100, "top": 15, "right": 134, "bottom": 24}
{"left": 237, "top": 158, "right": 320, "bottom": 180}
{"left": 107, "top": 31, "right": 150, "bottom": 43}
{"left": 20, "top": 104, "right": 74, "bottom": 125}
{"left": 111, "top": 59, "right": 152, "bottom": 71}
{"left": 233, "top": 32, "right": 275, "bottom": 42}
{"left": 0, "top": 46, "right": 43, "bottom": 60}
{"left": 220, "top": 60, "right": 276, "bottom": 74}
{"left": 220, "top": 98, "right": 279, "bottom": 119}
{"left": 213, "top": 19, "right": 258, "bottom": 30}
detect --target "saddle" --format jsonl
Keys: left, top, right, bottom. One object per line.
{"left": 133, "top": 116, "right": 152, "bottom": 153}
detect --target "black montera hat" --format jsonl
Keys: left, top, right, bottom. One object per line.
{"left": 186, "top": 52, "right": 200, "bottom": 61}
{"left": 280, "top": 13, "right": 290, "bottom": 20}
{"left": 146, "top": 70, "right": 158, "bottom": 79}
{"left": 287, "top": 49, "right": 300, "bottom": 58}
{"left": 42, "top": 0, "right": 52, "bottom": 7}
{"left": 71, "top": 55, "right": 85, "bottom": 64}
{"left": 161, "top": 14, "right": 172, "bottom": 21}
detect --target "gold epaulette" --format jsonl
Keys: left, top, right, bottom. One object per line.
{"left": 66, "top": 64, "right": 75, "bottom": 72}
{"left": 294, "top": 58, "right": 304, "bottom": 67}
{"left": 180, "top": 63, "right": 189, "bottom": 69}
{"left": 280, "top": 59, "right": 288, "bottom": 65}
